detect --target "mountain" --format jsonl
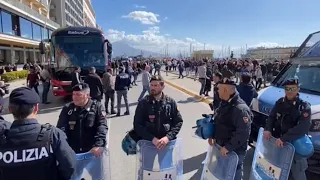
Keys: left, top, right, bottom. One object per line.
{"left": 111, "top": 41, "right": 160, "bottom": 57}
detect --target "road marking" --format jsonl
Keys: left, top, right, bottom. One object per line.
{"left": 163, "top": 79, "right": 211, "bottom": 104}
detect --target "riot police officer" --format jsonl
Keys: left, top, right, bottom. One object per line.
{"left": 57, "top": 83, "right": 108, "bottom": 155}
{"left": 263, "top": 78, "right": 311, "bottom": 180}
{"left": 0, "top": 87, "right": 76, "bottom": 180}
{"left": 134, "top": 75, "right": 183, "bottom": 149}
{"left": 209, "top": 72, "right": 222, "bottom": 111}
{"left": 208, "top": 78, "right": 252, "bottom": 180}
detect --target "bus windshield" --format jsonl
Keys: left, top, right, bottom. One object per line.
{"left": 274, "top": 61, "right": 320, "bottom": 95}
{"left": 52, "top": 36, "right": 106, "bottom": 68}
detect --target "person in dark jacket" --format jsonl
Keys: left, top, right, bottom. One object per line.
{"left": 264, "top": 78, "right": 311, "bottom": 180}
{"left": 0, "top": 87, "right": 76, "bottom": 180}
{"left": 236, "top": 73, "right": 258, "bottom": 106}
{"left": 115, "top": 67, "right": 131, "bottom": 116}
{"left": 208, "top": 78, "right": 252, "bottom": 180}
{"left": 134, "top": 75, "right": 183, "bottom": 149}
{"left": 204, "top": 67, "right": 213, "bottom": 96}
{"left": 0, "top": 96, "right": 11, "bottom": 132}
{"left": 84, "top": 67, "right": 103, "bottom": 101}
{"left": 209, "top": 72, "right": 222, "bottom": 111}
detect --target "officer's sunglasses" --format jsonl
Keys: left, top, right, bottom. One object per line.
{"left": 284, "top": 87, "right": 298, "bottom": 92}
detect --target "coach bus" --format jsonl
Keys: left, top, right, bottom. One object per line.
{"left": 46, "top": 26, "right": 112, "bottom": 96}
{"left": 251, "top": 31, "right": 320, "bottom": 174}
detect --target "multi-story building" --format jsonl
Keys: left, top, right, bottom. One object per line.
{"left": 245, "top": 47, "right": 302, "bottom": 59}
{"left": 192, "top": 50, "right": 214, "bottom": 60}
{"left": 50, "top": 0, "right": 84, "bottom": 27}
{"left": 0, "top": 0, "right": 60, "bottom": 65}
{"left": 96, "top": 24, "right": 102, "bottom": 31}
{"left": 83, "top": 0, "right": 95, "bottom": 27}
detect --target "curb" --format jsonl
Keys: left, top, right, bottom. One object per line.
{"left": 163, "top": 79, "right": 211, "bottom": 104}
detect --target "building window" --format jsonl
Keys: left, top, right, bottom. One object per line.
{"left": 41, "top": 27, "right": 49, "bottom": 40}
{"left": 1, "top": 11, "right": 12, "bottom": 35}
{"left": 32, "top": 23, "right": 41, "bottom": 41}
{"left": 19, "top": 17, "right": 32, "bottom": 39}
{"left": 48, "top": 29, "right": 52, "bottom": 38}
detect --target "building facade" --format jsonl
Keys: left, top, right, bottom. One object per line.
{"left": 83, "top": 0, "right": 95, "bottom": 27}
{"left": 50, "top": 0, "right": 84, "bottom": 27}
{"left": 0, "top": 0, "right": 60, "bottom": 65}
{"left": 192, "top": 50, "right": 214, "bottom": 60}
{"left": 245, "top": 47, "right": 299, "bottom": 59}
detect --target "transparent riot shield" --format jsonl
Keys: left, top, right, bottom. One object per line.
{"left": 249, "top": 128, "right": 295, "bottom": 180}
{"left": 201, "top": 144, "right": 239, "bottom": 180}
{"left": 136, "top": 138, "right": 183, "bottom": 180}
{"left": 71, "top": 149, "right": 111, "bottom": 180}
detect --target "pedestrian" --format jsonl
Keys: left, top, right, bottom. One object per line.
{"left": 40, "top": 65, "right": 51, "bottom": 104}
{"left": 138, "top": 65, "right": 151, "bottom": 101}
{"left": 26, "top": 67, "right": 40, "bottom": 95}
{"left": 0, "top": 87, "right": 76, "bottom": 180}
{"left": 84, "top": 67, "right": 103, "bottom": 102}
{"left": 102, "top": 68, "right": 117, "bottom": 114}
{"left": 263, "top": 78, "right": 310, "bottom": 180}
{"left": 115, "top": 67, "right": 131, "bottom": 116}
{"left": 208, "top": 78, "right": 252, "bottom": 180}
{"left": 71, "top": 66, "right": 81, "bottom": 88}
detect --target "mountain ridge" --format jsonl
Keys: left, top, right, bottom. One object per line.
{"left": 111, "top": 41, "right": 160, "bottom": 57}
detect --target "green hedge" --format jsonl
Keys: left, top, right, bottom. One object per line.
{"left": 1, "top": 70, "right": 29, "bottom": 82}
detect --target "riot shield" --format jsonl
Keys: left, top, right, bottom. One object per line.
{"left": 201, "top": 144, "right": 239, "bottom": 180}
{"left": 249, "top": 128, "right": 295, "bottom": 180}
{"left": 71, "top": 149, "right": 111, "bottom": 180}
{"left": 136, "top": 139, "right": 183, "bottom": 180}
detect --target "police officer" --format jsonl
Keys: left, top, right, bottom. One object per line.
{"left": 263, "top": 78, "right": 311, "bottom": 180}
{"left": 208, "top": 78, "right": 252, "bottom": 180}
{"left": 0, "top": 87, "right": 76, "bottom": 180}
{"left": 209, "top": 72, "right": 222, "bottom": 111}
{"left": 57, "top": 83, "right": 108, "bottom": 156}
{"left": 84, "top": 67, "right": 104, "bottom": 101}
{"left": 134, "top": 75, "right": 183, "bottom": 149}
{"left": 115, "top": 66, "right": 131, "bottom": 116}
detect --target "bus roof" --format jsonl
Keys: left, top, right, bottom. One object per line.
{"left": 51, "top": 26, "right": 104, "bottom": 37}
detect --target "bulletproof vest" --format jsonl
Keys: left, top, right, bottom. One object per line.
{"left": 66, "top": 100, "right": 98, "bottom": 152}
{"left": 273, "top": 98, "right": 302, "bottom": 137}
{"left": 0, "top": 124, "right": 57, "bottom": 180}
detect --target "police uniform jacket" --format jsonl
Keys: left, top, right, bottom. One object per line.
{"left": 115, "top": 72, "right": 131, "bottom": 91}
{"left": 214, "top": 93, "right": 253, "bottom": 153}
{"left": 84, "top": 73, "right": 104, "bottom": 100}
{"left": 0, "top": 119, "right": 76, "bottom": 180}
{"left": 265, "top": 96, "right": 311, "bottom": 142}
{"left": 57, "top": 99, "right": 108, "bottom": 153}
{"left": 133, "top": 94, "right": 183, "bottom": 141}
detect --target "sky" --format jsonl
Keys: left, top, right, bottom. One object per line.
{"left": 92, "top": 0, "right": 320, "bottom": 57}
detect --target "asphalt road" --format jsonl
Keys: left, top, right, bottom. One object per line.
{"left": 2, "top": 79, "right": 319, "bottom": 180}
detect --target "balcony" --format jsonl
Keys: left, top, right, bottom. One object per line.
{"left": 1, "top": 0, "right": 59, "bottom": 29}
{"left": 24, "top": 0, "right": 47, "bottom": 9}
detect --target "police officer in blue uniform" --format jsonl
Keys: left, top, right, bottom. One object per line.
{"left": 0, "top": 87, "right": 76, "bottom": 180}
{"left": 134, "top": 75, "right": 183, "bottom": 149}
{"left": 208, "top": 78, "right": 252, "bottom": 180}
{"left": 263, "top": 78, "right": 311, "bottom": 180}
{"left": 209, "top": 72, "right": 222, "bottom": 111}
{"left": 57, "top": 83, "right": 108, "bottom": 155}
{"left": 115, "top": 66, "right": 131, "bottom": 116}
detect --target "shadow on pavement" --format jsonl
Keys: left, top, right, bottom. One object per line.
{"left": 177, "top": 97, "right": 198, "bottom": 104}
{"left": 120, "top": 101, "right": 139, "bottom": 108}
{"left": 183, "top": 152, "right": 206, "bottom": 179}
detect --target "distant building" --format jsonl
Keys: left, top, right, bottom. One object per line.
{"left": 192, "top": 50, "right": 214, "bottom": 60}
{"left": 0, "top": 0, "right": 59, "bottom": 65}
{"left": 83, "top": 0, "right": 95, "bottom": 27}
{"left": 244, "top": 47, "right": 301, "bottom": 59}
{"left": 50, "top": 0, "right": 84, "bottom": 27}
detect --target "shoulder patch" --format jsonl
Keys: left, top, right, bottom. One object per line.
{"left": 303, "top": 112, "right": 309, "bottom": 118}
{"left": 243, "top": 116, "right": 249, "bottom": 123}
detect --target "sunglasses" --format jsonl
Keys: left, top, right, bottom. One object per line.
{"left": 285, "top": 87, "right": 298, "bottom": 92}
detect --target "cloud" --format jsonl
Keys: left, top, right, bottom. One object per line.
{"left": 134, "top": 4, "right": 146, "bottom": 9}
{"left": 164, "top": 17, "right": 168, "bottom": 20}
{"left": 106, "top": 27, "right": 218, "bottom": 55}
{"left": 122, "top": 11, "right": 160, "bottom": 25}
